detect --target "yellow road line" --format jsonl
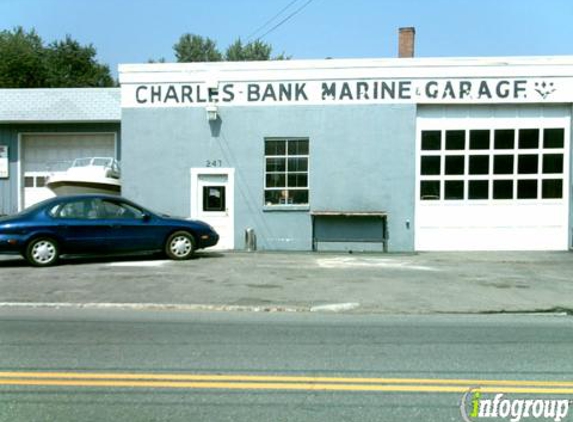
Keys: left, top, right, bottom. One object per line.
{"left": 0, "top": 372, "right": 573, "bottom": 393}
{"left": 1, "top": 379, "right": 573, "bottom": 394}
{"left": 0, "top": 371, "right": 572, "bottom": 388}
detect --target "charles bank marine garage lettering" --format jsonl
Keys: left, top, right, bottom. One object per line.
{"left": 132, "top": 78, "right": 553, "bottom": 105}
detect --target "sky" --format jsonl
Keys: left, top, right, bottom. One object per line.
{"left": 1, "top": 0, "right": 573, "bottom": 78}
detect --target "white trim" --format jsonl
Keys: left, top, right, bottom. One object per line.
{"left": 190, "top": 168, "right": 235, "bottom": 250}
{"left": 120, "top": 56, "right": 573, "bottom": 108}
{"left": 119, "top": 56, "right": 573, "bottom": 82}
{"left": 17, "top": 133, "right": 22, "bottom": 211}
{"left": 263, "top": 138, "right": 309, "bottom": 206}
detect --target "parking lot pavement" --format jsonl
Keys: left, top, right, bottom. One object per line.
{"left": 1, "top": 251, "right": 573, "bottom": 314}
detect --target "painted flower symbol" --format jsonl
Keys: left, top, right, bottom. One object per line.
{"left": 534, "top": 81, "right": 556, "bottom": 99}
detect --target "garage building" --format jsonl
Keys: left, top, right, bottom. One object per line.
{"left": 118, "top": 56, "right": 573, "bottom": 252}
{"left": 0, "top": 88, "right": 121, "bottom": 215}
{"left": 1, "top": 56, "right": 572, "bottom": 252}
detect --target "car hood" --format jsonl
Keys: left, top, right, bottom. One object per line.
{"left": 0, "top": 215, "right": 26, "bottom": 225}
{"left": 161, "top": 216, "right": 214, "bottom": 231}
{"left": 161, "top": 214, "right": 196, "bottom": 222}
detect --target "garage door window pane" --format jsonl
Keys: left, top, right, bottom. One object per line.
{"left": 421, "top": 131, "right": 441, "bottom": 150}
{"left": 494, "top": 155, "right": 514, "bottom": 174}
{"left": 421, "top": 156, "right": 440, "bottom": 175}
{"left": 445, "top": 156, "right": 464, "bottom": 175}
{"left": 24, "top": 177, "right": 34, "bottom": 187}
{"left": 542, "top": 154, "right": 563, "bottom": 174}
{"left": 494, "top": 129, "right": 514, "bottom": 149}
{"left": 446, "top": 130, "right": 465, "bottom": 150}
{"left": 518, "top": 129, "right": 539, "bottom": 149}
{"left": 542, "top": 179, "right": 562, "bottom": 199}
{"left": 470, "top": 130, "right": 490, "bottom": 150}
{"left": 493, "top": 180, "right": 513, "bottom": 199}
{"left": 544, "top": 128, "right": 564, "bottom": 148}
{"left": 469, "top": 180, "right": 488, "bottom": 200}
{"left": 469, "top": 156, "right": 489, "bottom": 175}
{"left": 518, "top": 155, "right": 538, "bottom": 174}
{"left": 517, "top": 180, "right": 537, "bottom": 199}
{"left": 445, "top": 181, "right": 464, "bottom": 200}
{"left": 420, "top": 181, "right": 440, "bottom": 200}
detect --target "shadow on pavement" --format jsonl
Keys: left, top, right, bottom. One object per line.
{"left": 0, "top": 251, "right": 226, "bottom": 268}
{"left": 0, "top": 256, "right": 29, "bottom": 268}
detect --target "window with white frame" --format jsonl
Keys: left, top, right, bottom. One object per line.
{"left": 264, "top": 138, "right": 309, "bottom": 206}
{"left": 419, "top": 128, "right": 565, "bottom": 201}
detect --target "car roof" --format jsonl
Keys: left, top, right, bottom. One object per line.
{"left": 52, "top": 193, "right": 126, "bottom": 201}
{"left": 29, "top": 194, "right": 133, "bottom": 210}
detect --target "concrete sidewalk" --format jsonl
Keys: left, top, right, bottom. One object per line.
{"left": 0, "top": 251, "right": 573, "bottom": 314}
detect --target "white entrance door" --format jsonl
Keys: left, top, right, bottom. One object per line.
{"left": 191, "top": 168, "right": 235, "bottom": 250}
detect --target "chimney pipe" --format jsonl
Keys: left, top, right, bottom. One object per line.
{"left": 398, "top": 27, "right": 415, "bottom": 58}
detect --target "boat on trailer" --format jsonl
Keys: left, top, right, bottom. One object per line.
{"left": 46, "top": 157, "right": 121, "bottom": 196}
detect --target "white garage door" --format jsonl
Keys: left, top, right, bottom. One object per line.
{"left": 416, "top": 106, "right": 570, "bottom": 251}
{"left": 22, "top": 133, "right": 116, "bottom": 208}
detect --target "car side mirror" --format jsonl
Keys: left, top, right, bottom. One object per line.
{"left": 142, "top": 213, "right": 151, "bottom": 222}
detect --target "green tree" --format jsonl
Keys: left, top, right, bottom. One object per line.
{"left": 225, "top": 39, "right": 272, "bottom": 61}
{"left": 174, "top": 34, "right": 289, "bottom": 63}
{"left": 240, "top": 40, "right": 272, "bottom": 61}
{"left": 0, "top": 27, "right": 114, "bottom": 88}
{"left": 226, "top": 39, "right": 289, "bottom": 61}
{"left": 174, "top": 34, "right": 222, "bottom": 62}
{"left": 225, "top": 39, "right": 245, "bottom": 61}
{"left": 45, "top": 35, "right": 114, "bottom": 87}
{"left": 0, "top": 27, "right": 47, "bottom": 88}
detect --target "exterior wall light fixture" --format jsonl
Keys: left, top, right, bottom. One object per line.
{"left": 206, "top": 103, "right": 218, "bottom": 121}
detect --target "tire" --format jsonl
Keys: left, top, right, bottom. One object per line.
{"left": 165, "top": 231, "right": 195, "bottom": 260}
{"left": 25, "top": 237, "right": 60, "bottom": 267}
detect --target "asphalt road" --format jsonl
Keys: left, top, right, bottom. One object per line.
{"left": 1, "top": 309, "right": 573, "bottom": 421}
{"left": 2, "top": 251, "right": 573, "bottom": 314}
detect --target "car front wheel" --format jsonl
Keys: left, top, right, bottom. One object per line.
{"left": 25, "top": 237, "right": 60, "bottom": 267}
{"left": 165, "top": 231, "right": 195, "bottom": 260}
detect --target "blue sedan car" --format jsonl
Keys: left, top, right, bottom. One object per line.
{"left": 0, "top": 194, "right": 219, "bottom": 266}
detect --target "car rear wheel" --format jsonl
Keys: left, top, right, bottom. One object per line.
{"left": 25, "top": 237, "right": 59, "bottom": 267}
{"left": 165, "top": 231, "right": 195, "bottom": 260}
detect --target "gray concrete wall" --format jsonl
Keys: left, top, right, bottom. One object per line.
{"left": 121, "top": 105, "right": 416, "bottom": 251}
{"left": 0, "top": 123, "right": 121, "bottom": 215}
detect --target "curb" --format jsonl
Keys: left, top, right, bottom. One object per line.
{"left": 0, "top": 302, "right": 308, "bottom": 313}
{"left": 0, "top": 302, "right": 570, "bottom": 316}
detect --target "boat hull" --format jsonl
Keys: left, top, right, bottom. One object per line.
{"left": 47, "top": 180, "right": 121, "bottom": 196}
